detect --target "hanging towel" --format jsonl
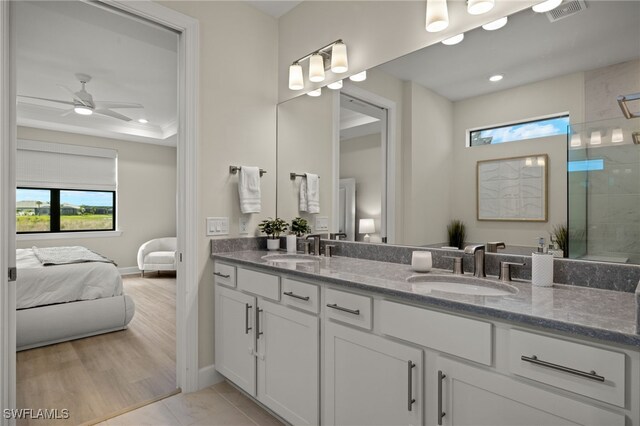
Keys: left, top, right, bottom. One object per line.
{"left": 299, "top": 177, "right": 308, "bottom": 212}
{"left": 306, "top": 173, "right": 320, "bottom": 214}
{"left": 238, "top": 166, "right": 261, "bottom": 214}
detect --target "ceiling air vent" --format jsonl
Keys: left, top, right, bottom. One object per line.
{"left": 546, "top": 0, "right": 587, "bottom": 22}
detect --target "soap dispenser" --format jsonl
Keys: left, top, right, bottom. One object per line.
{"left": 532, "top": 237, "right": 553, "bottom": 287}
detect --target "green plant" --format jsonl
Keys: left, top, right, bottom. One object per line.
{"left": 447, "top": 219, "right": 466, "bottom": 249}
{"left": 258, "top": 217, "right": 289, "bottom": 239}
{"left": 291, "top": 217, "right": 311, "bottom": 237}
{"left": 551, "top": 224, "right": 568, "bottom": 257}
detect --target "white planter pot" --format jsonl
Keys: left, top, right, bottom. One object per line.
{"left": 267, "top": 239, "right": 280, "bottom": 251}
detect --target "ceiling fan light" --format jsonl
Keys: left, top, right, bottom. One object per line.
{"left": 482, "top": 16, "right": 508, "bottom": 31}
{"left": 289, "top": 63, "right": 304, "bottom": 90}
{"left": 467, "top": 0, "right": 494, "bottom": 15}
{"left": 532, "top": 0, "right": 562, "bottom": 13}
{"left": 74, "top": 106, "right": 93, "bottom": 116}
{"left": 309, "top": 53, "right": 326, "bottom": 83}
{"left": 331, "top": 42, "right": 349, "bottom": 74}
{"left": 426, "top": 0, "right": 449, "bottom": 33}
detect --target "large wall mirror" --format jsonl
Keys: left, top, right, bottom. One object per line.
{"left": 276, "top": 1, "right": 640, "bottom": 264}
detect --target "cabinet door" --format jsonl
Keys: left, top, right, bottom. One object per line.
{"left": 257, "top": 299, "right": 319, "bottom": 425}
{"left": 435, "top": 357, "right": 624, "bottom": 426}
{"left": 215, "top": 285, "right": 256, "bottom": 396}
{"left": 324, "top": 321, "right": 423, "bottom": 426}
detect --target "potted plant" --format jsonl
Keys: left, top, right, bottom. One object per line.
{"left": 291, "top": 217, "right": 311, "bottom": 237}
{"left": 259, "top": 217, "right": 289, "bottom": 250}
{"left": 447, "top": 219, "right": 466, "bottom": 249}
{"left": 551, "top": 224, "right": 568, "bottom": 257}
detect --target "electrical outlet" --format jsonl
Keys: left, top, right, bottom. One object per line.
{"left": 315, "top": 216, "right": 329, "bottom": 232}
{"left": 239, "top": 217, "right": 249, "bottom": 234}
{"left": 206, "top": 217, "right": 229, "bottom": 236}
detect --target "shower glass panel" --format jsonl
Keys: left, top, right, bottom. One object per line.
{"left": 568, "top": 117, "right": 640, "bottom": 264}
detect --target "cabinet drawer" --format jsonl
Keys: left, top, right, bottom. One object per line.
{"left": 379, "top": 300, "right": 492, "bottom": 365}
{"left": 214, "top": 262, "right": 236, "bottom": 287}
{"left": 237, "top": 268, "right": 280, "bottom": 301}
{"left": 508, "top": 329, "right": 626, "bottom": 407}
{"left": 325, "top": 288, "right": 372, "bottom": 330}
{"left": 282, "top": 278, "right": 320, "bottom": 314}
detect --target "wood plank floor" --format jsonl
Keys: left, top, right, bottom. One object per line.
{"left": 16, "top": 274, "right": 177, "bottom": 426}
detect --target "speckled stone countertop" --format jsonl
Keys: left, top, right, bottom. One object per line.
{"left": 213, "top": 250, "right": 640, "bottom": 348}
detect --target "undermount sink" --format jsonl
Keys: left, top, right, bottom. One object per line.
{"left": 262, "top": 253, "right": 320, "bottom": 264}
{"left": 406, "top": 274, "right": 518, "bottom": 297}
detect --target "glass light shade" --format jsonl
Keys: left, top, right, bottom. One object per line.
{"left": 289, "top": 63, "right": 304, "bottom": 90}
{"left": 359, "top": 218, "right": 375, "bottom": 234}
{"left": 425, "top": 0, "right": 449, "bottom": 32}
{"left": 327, "top": 80, "right": 343, "bottom": 90}
{"left": 74, "top": 106, "right": 93, "bottom": 115}
{"left": 482, "top": 16, "right": 508, "bottom": 31}
{"left": 349, "top": 71, "right": 367, "bottom": 82}
{"left": 467, "top": 0, "right": 494, "bottom": 15}
{"left": 570, "top": 133, "right": 582, "bottom": 147}
{"left": 611, "top": 128, "right": 624, "bottom": 143}
{"left": 331, "top": 42, "right": 348, "bottom": 73}
{"left": 442, "top": 33, "right": 464, "bottom": 45}
{"left": 309, "top": 54, "right": 325, "bottom": 83}
{"left": 307, "top": 88, "right": 322, "bottom": 97}
{"left": 532, "top": 0, "right": 562, "bottom": 13}
{"left": 590, "top": 131, "right": 602, "bottom": 145}
{"left": 138, "top": 118, "right": 148, "bottom": 124}
{"left": 525, "top": 157, "right": 533, "bottom": 167}
{"left": 489, "top": 74, "right": 503, "bottom": 82}
{"left": 537, "top": 156, "right": 545, "bottom": 166}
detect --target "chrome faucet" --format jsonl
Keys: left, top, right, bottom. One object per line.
{"left": 486, "top": 242, "right": 506, "bottom": 253}
{"left": 330, "top": 232, "right": 347, "bottom": 240}
{"left": 306, "top": 234, "right": 323, "bottom": 255}
{"left": 464, "top": 244, "right": 486, "bottom": 278}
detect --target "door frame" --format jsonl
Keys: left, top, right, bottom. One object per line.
{"left": 0, "top": 3, "right": 200, "bottom": 421}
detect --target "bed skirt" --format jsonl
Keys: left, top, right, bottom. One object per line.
{"left": 16, "top": 295, "right": 136, "bottom": 351}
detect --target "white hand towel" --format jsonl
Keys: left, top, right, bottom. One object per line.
{"left": 238, "top": 166, "right": 261, "bottom": 214}
{"left": 306, "top": 173, "right": 320, "bottom": 214}
{"left": 299, "top": 177, "right": 308, "bottom": 212}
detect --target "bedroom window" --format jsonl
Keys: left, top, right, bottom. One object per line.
{"left": 469, "top": 114, "right": 570, "bottom": 146}
{"left": 16, "top": 140, "right": 118, "bottom": 234}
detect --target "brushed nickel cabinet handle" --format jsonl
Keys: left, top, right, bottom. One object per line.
{"left": 214, "top": 272, "right": 230, "bottom": 278}
{"left": 407, "top": 361, "right": 416, "bottom": 412}
{"left": 521, "top": 355, "right": 605, "bottom": 382}
{"left": 326, "top": 303, "right": 360, "bottom": 316}
{"left": 244, "top": 304, "right": 252, "bottom": 334}
{"left": 284, "top": 291, "right": 310, "bottom": 301}
{"left": 438, "top": 370, "right": 446, "bottom": 425}
{"left": 256, "top": 307, "right": 264, "bottom": 338}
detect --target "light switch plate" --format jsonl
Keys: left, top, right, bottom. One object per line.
{"left": 207, "top": 217, "right": 229, "bottom": 236}
{"left": 239, "top": 217, "right": 249, "bottom": 234}
{"left": 315, "top": 216, "right": 329, "bottom": 232}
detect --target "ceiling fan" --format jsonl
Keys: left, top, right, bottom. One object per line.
{"left": 18, "top": 73, "right": 144, "bottom": 122}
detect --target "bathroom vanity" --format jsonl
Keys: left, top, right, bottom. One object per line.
{"left": 212, "top": 250, "right": 640, "bottom": 426}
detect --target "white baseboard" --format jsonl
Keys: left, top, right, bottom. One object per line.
{"left": 118, "top": 266, "right": 140, "bottom": 276}
{"left": 198, "top": 364, "right": 225, "bottom": 390}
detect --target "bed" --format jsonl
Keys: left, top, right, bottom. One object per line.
{"left": 16, "top": 246, "right": 136, "bottom": 351}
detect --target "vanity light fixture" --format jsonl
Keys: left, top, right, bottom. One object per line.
{"left": 327, "top": 80, "right": 343, "bottom": 90}
{"left": 138, "top": 118, "right": 148, "bottom": 124}
{"left": 349, "top": 71, "right": 367, "bottom": 82}
{"left": 611, "top": 128, "right": 624, "bottom": 143}
{"left": 288, "top": 39, "right": 348, "bottom": 91}
{"left": 467, "top": 0, "right": 494, "bottom": 15}
{"left": 307, "top": 88, "right": 322, "bottom": 97}
{"left": 74, "top": 105, "right": 93, "bottom": 116}
{"left": 532, "top": 0, "right": 562, "bottom": 13}
{"left": 442, "top": 33, "right": 464, "bottom": 45}
{"left": 482, "top": 16, "right": 508, "bottom": 31}
{"left": 590, "top": 131, "right": 602, "bottom": 145}
{"left": 489, "top": 74, "right": 503, "bottom": 82}
{"left": 570, "top": 133, "right": 582, "bottom": 147}
{"left": 425, "top": 0, "right": 449, "bottom": 32}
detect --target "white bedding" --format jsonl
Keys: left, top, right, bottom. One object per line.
{"left": 16, "top": 248, "right": 123, "bottom": 310}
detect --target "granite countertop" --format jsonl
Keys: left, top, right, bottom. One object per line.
{"left": 212, "top": 250, "right": 640, "bottom": 348}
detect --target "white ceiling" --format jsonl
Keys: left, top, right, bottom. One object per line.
{"left": 378, "top": 1, "right": 640, "bottom": 101}
{"left": 245, "top": 1, "right": 303, "bottom": 18}
{"left": 15, "top": 1, "right": 178, "bottom": 146}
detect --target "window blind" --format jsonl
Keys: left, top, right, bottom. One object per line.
{"left": 17, "top": 140, "right": 117, "bottom": 191}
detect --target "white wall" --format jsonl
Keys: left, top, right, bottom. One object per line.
{"left": 160, "top": 1, "right": 278, "bottom": 369}
{"left": 16, "top": 126, "right": 176, "bottom": 268}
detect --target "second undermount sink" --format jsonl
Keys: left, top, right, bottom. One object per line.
{"left": 262, "top": 253, "right": 321, "bottom": 264}
{"left": 407, "top": 274, "right": 518, "bottom": 297}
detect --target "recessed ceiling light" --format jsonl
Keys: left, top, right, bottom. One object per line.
{"left": 442, "top": 33, "right": 464, "bottom": 45}
{"left": 138, "top": 118, "right": 148, "bottom": 124}
{"left": 489, "top": 74, "right": 503, "bottom": 82}
{"left": 482, "top": 17, "right": 508, "bottom": 31}
{"left": 74, "top": 106, "right": 93, "bottom": 116}
{"left": 327, "top": 80, "right": 343, "bottom": 90}
{"left": 532, "top": 0, "right": 562, "bottom": 13}
{"left": 307, "top": 88, "right": 322, "bottom": 97}
{"left": 349, "top": 71, "right": 367, "bottom": 82}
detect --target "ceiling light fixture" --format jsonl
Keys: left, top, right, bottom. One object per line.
{"left": 328, "top": 80, "right": 343, "bottom": 90}
{"left": 442, "top": 33, "right": 464, "bottom": 45}
{"left": 138, "top": 118, "right": 149, "bottom": 124}
{"left": 482, "top": 16, "right": 508, "bottom": 30}
{"left": 74, "top": 105, "right": 93, "bottom": 116}
{"left": 349, "top": 71, "right": 367, "bottom": 82}
{"left": 590, "top": 131, "right": 601, "bottom": 145}
{"left": 489, "top": 74, "right": 503, "bottom": 82}
{"left": 307, "top": 88, "right": 322, "bottom": 97}
{"left": 532, "top": 0, "right": 562, "bottom": 13}
{"left": 611, "top": 128, "right": 624, "bottom": 143}
{"left": 288, "top": 39, "right": 348, "bottom": 91}
{"left": 467, "top": 0, "right": 494, "bottom": 15}
{"left": 426, "top": 0, "right": 449, "bottom": 32}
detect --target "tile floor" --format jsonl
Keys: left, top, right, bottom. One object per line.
{"left": 98, "top": 381, "right": 283, "bottom": 426}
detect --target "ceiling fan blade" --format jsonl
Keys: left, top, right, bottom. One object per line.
{"left": 58, "top": 84, "right": 90, "bottom": 107}
{"left": 95, "top": 108, "right": 132, "bottom": 122}
{"left": 18, "top": 95, "right": 75, "bottom": 106}
{"left": 95, "top": 101, "right": 143, "bottom": 109}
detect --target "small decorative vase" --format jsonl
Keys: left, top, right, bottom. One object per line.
{"left": 267, "top": 238, "right": 280, "bottom": 251}
{"left": 286, "top": 235, "right": 297, "bottom": 253}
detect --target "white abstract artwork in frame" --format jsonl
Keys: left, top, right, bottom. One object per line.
{"left": 477, "top": 154, "right": 548, "bottom": 222}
